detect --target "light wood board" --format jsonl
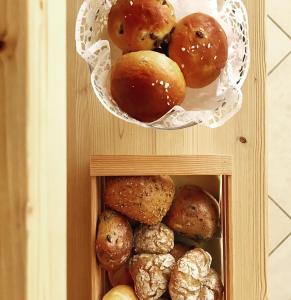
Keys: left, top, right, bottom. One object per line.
{"left": 68, "top": 1, "right": 267, "bottom": 300}
{"left": 0, "top": 1, "right": 66, "bottom": 300}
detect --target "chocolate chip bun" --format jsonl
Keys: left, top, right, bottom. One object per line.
{"left": 169, "top": 248, "right": 223, "bottom": 299}
{"left": 104, "top": 176, "right": 175, "bottom": 225}
{"left": 96, "top": 210, "right": 133, "bottom": 271}
{"left": 129, "top": 254, "right": 175, "bottom": 300}
{"left": 165, "top": 185, "right": 220, "bottom": 239}
{"left": 134, "top": 223, "right": 174, "bottom": 254}
{"left": 110, "top": 51, "right": 186, "bottom": 122}
{"left": 108, "top": 0, "right": 176, "bottom": 52}
{"left": 169, "top": 13, "right": 228, "bottom": 88}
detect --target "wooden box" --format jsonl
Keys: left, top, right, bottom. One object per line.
{"left": 90, "top": 155, "right": 232, "bottom": 300}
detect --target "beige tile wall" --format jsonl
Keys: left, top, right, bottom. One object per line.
{"left": 267, "top": 0, "right": 291, "bottom": 298}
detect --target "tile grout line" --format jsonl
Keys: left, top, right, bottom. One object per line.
{"left": 269, "top": 232, "right": 291, "bottom": 256}
{"left": 267, "top": 15, "right": 291, "bottom": 40}
{"left": 269, "top": 195, "right": 291, "bottom": 219}
{"left": 268, "top": 51, "right": 291, "bottom": 76}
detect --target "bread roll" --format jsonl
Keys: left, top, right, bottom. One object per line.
{"left": 134, "top": 223, "right": 174, "bottom": 254}
{"left": 110, "top": 51, "right": 186, "bottom": 122}
{"left": 104, "top": 176, "right": 175, "bottom": 225}
{"left": 96, "top": 210, "right": 133, "bottom": 271}
{"left": 169, "top": 243, "right": 190, "bottom": 261}
{"left": 169, "top": 248, "right": 223, "bottom": 299}
{"left": 169, "top": 13, "right": 228, "bottom": 88}
{"left": 129, "top": 254, "right": 175, "bottom": 300}
{"left": 103, "top": 285, "right": 138, "bottom": 300}
{"left": 165, "top": 185, "right": 220, "bottom": 239}
{"left": 108, "top": 263, "right": 134, "bottom": 287}
{"left": 108, "top": 0, "right": 175, "bottom": 52}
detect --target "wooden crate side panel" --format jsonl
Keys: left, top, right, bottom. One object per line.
{"left": 90, "top": 155, "right": 232, "bottom": 176}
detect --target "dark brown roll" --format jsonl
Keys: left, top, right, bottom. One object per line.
{"left": 108, "top": 0, "right": 176, "bottom": 52}
{"left": 169, "top": 13, "right": 228, "bottom": 88}
{"left": 165, "top": 185, "right": 220, "bottom": 239}
{"left": 110, "top": 51, "right": 186, "bottom": 122}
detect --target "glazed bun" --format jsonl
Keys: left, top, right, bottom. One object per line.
{"left": 103, "top": 285, "right": 138, "bottom": 300}
{"left": 169, "top": 13, "right": 228, "bottom": 88}
{"left": 108, "top": 0, "right": 175, "bottom": 52}
{"left": 111, "top": 51, "right": 186, "bottom": 122}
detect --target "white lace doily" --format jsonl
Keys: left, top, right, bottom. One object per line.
{"left": 75, "top": 0, "right": 250, "bottom": 129}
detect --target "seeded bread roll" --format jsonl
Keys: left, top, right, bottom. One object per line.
{"left": 105, "top": 176, "right": 175, "bottom": 225}
{"left": 169, "top": 248, "right": 223, "bottom": 300}
{"left": 108, "top": 0, "right": 175, "bottom": 52}
{"left": 129, "top": 254, "right": 175, "bottom": 300}
{"left": 103, "top": 285, "right": 138, "bottom": 300}
{"left": 110, "top": 51, "right": 186, "bottom": 122}
{"left": 134, "top": 223, "right": 174, "bottom": 254}
{"left": 165, "top": 185, "right": 220, "bottom": 239}
{"left": 169, "top": 13, "right": 228, "bottom": 88}
{"left": 96, "top": 210, "right": 133, "bottom": 271}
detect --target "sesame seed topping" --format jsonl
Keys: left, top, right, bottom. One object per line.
{"left": 181, "top": 64, "right": 185, "bottom": 68}
{"left": 160, "top": 80, "right": 164, "bottom": 85}
{"left": 181, "top": 47, "right": 186, "bottom": 52}
{"left": 166, "top": 95, "right": 170, "bottom": 99}
{"left": 197, "top": 45, "right": 199, "bottom": 49}
{"left": 164, "top": 82, "right": 170, "bottom": 88}
{"left": 167, "top": 102, "right": 170, "bottom": 106}
{"left": 200, "top": 56, "right": 204, "bottom": 60}
{"left": 214, "top": 55, "right": 217, "bottom": 60}
{"left": 202, "top": 43, "right": 205, "bottom": 47}
{"left": 207, "top": 43, "right": 211, "bottom": 48}
{"left": 152, "top": 83, "right": 155, "bottom": 86}
{"left": 129, "top": 0, "right": 133, "bottom": 5}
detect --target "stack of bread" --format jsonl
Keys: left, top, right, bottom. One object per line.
{"left": 97, "top": 176, "right": 223, "bottom": 300}
{"left": 108, "top": 0, "right": 228, "bottom": 123}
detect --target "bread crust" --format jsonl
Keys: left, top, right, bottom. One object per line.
{"left": 169, "top": 13, "right": 228, "bottom": 88}
{"left": 169, "top": 243, "right": 190, "bottom": 261}
{"left": 129, "top": 254, "right": 175, "bottom": 300}
{"left": 96, "top": 209, "right": 133, "bottom": 271}
{"left": 169, "top": 248, "right": 223, "bottom": 300}
{"left": 110, "top": 51, "right": 186, "bottom": 122}
{"left": 165, "top": 185, "right": 220, "bottom": 239}
{"left": 108, "top": 0, "right": 175, "bottom": 51}
{"left": 105, "top": 176, "right": 175, "bottom": 225}
{"left": 134, "top": 223, "right": 174, "bottom": 254}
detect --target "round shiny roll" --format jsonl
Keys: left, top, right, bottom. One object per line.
{"left": 110, "top": 51, "right": 186, "bottom": 123}
{"left": 108, "top": 0, "right": 176, "bottom": 52}
{"left": 169, "top": 13, "right": 228, "bottom": 88}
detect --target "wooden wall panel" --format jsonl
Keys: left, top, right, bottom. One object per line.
{"left": 0, "top": 1, "right": 27, "bottom": 299}
{"left": 68, "top": 1, "right": 267, "bottom": 300}
{"left": 0, "top": 0, "right": 66, "bottom": 300}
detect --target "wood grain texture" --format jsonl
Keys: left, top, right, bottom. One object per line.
{"left": 90, "top": 157, "right": 233, "bottom": 299}
{"left": 68, "top": 1, "right": 267, "bottom": 300}
{"left": 90, "top": 155, "right": 232, "bottom": 176}
{"left": 26, "top": 1, "right": 67, "bottom": 300}
{"left": 0, "top": 1, "right": 27, "bottom": 300}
